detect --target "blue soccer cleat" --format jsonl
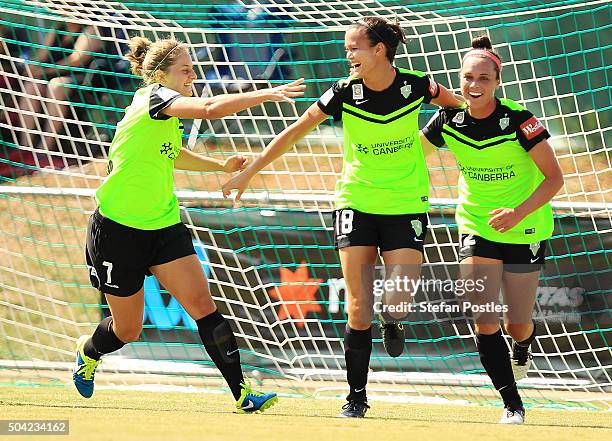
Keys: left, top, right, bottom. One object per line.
{"left": 235, "top": 381, "right": 278, "bottom": 413}
{"left": 72, "top": 335, "right": 101, "bottom": 398}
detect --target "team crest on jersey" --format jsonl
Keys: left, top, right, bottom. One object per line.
{"left": 529, "top": 242, "right": 541, "bottom": 256}
{"left": 400, "top": 82, "right": 412, "bottom": 99}
{"left": 411, "top": 219, "right": 423, "bottom": 237}
{"left": 352, "top": 84, "right": 364, "bottom": 100}
{"left": 452, "top": 111, "right": 465, "bottom": 124}
{"left": 499, "top": 115, "right": 510, "bottom": 130}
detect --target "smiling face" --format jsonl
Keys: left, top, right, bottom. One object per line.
{"left": 344, "top": 26, "right": 386, "bottom": 80}
{"left": 460, "top": 55, "right": 500, "bottom": 116}
{"left": 156, "top": 49, "right": 197, "bottom": 97}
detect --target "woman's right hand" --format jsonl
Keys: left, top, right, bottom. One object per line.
{"left": 263, "top": 78, "right": 306, "bottom": 103}
{"left": 222, "top": 169, "right": 255, "bottom": 202}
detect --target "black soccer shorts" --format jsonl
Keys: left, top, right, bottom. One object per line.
{"left": 85, "top": 208, "right": 196, "bottom": 297}
{"left": 333, "top": 208, "right": 428, "bottom": 252}
{"left": 458, "top": 233, "right": 547, "bottom": 273}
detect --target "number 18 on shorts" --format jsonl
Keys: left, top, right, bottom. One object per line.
{"left": 333, "top": 208, "right": 428, "bottom": 252}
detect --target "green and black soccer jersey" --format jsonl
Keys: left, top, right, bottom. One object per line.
{"left": 422, "top": 98, "right": 553, "bottom": 244}
{"left": 96, "top": 84, "right": 184, "bottom": 230}
{"left": 317, "top": 68, "right": 440, "bottom": 215}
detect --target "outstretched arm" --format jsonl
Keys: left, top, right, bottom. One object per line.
{"left": 161, "top": 79, "right": 306, "bottom": 120}
{"left": 174, "top": 148, "right": 247, "bottom": 173}
{"left": 222, "top": 103, "right": 329, "bottom": 201}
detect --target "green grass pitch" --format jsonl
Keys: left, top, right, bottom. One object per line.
{"left": 1, "top": 386, "right": 610, "bottom": 441}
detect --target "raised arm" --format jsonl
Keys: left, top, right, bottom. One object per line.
{"left": 222, "top": 102, "right": 329, "bottom": 201}
{"left": 161, "top": 79, "right": 306, "bottom": 120}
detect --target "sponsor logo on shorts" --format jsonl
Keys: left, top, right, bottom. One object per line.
{"left": 411, "top": 219, "right": 423, "bottom": 237}
{"left": 460, "top": 234, "right": 476, "bottom": 253}
{"left": 529, "top": 242, "right": 541, "bottom": 256}
{"left": 88, "top": 265, "right": 100, "bottom": 285}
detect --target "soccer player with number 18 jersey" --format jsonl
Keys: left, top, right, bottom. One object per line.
{"left": 223, "top": 16, "right": 464, "bottom": 417}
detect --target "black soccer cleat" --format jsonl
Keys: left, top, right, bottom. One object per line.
{"left": 339, "top": 400, "right": 370, "bottom": 418}
{"left": 511, "top": 341, "right": 533, "bottom": 381}
{"left": 380, "top": 322, "right": 405, "bottom": 357}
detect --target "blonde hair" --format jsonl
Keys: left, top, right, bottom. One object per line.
{"left": 126, "top": 36, "right": 187, "bottom": 84}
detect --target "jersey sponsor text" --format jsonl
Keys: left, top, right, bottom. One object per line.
{"left": 458, "top": 163, "right": 517, "bottom": 181}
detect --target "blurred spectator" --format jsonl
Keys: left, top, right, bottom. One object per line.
{"left": 203, "top": 4, "right": 293, "bottom": 91}
{"left": 0, "top": 24, "right": 31, "bottom": 90}
{"left": 14, "top": 20, "right": 127, "bottom": 155}
{"left": 1, "top": 23, "right": 34, "bottom": 178}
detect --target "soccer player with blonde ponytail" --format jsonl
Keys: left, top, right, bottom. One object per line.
{"left": 73, "top": 36, "right": 305, "bottom": 413}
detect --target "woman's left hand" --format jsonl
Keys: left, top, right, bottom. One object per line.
{"left": 223, "top": 155, "right": 248, "bottom": 173}
{"left": 488, "top": 207, "right": 525, "bottom": 233}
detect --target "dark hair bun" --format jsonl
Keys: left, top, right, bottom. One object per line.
{"left": 471, "top": 35, "right": 493, "bottom": 50}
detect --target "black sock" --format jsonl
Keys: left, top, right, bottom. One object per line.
{"left": 196, "top": 310, "right": 244, "bottom": 400}
{"left": 344, "top": 326, "right": 372, "bottom": 402}
{"left": 476, "top": 330, "right": 523, "bottom": 410}
{"left": 85, "top": 316, "right": 125, "bottom": 360}
{"left": 515, "top": 321, "right": 537, "bottom": 347}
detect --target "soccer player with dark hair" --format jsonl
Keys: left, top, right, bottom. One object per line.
{"left": 72, "top": 36, "right": 305, "bottom": 413}
{"left": 222, "top": 16, "right": 464, "bottom": 418}
{"left": 420, "top": 35, "right": 564, "bottom": 424}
